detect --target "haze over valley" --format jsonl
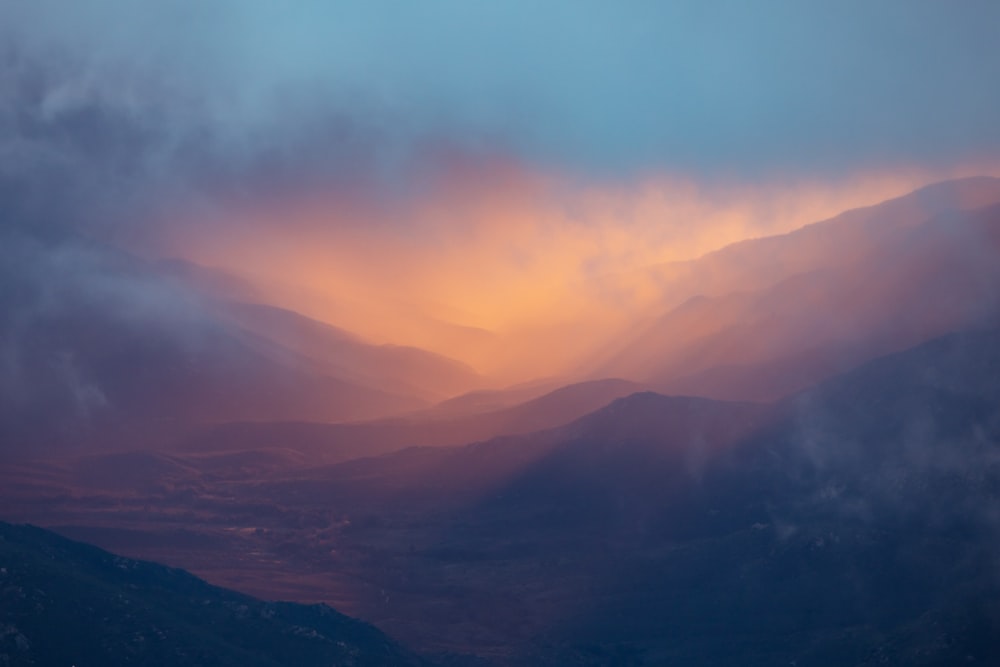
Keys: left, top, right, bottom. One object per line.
{"left": 2, "top": 3, "right": 1000, "bottom": 665}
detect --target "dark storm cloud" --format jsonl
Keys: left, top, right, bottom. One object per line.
{"left": 0, "top": 39, "right": 401, "bottom": 244}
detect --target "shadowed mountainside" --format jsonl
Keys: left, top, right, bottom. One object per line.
{"left": 236, "top": 328, "right": 1000, "bottom": 664}
{"left": 0, "top": 235, "right": 485, "bottom": 456}
{"left": 0, "top": 521, "right": 432, "bottom": 667}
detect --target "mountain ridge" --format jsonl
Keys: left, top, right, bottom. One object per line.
{"left": 0, "top": 520, "right": 433, "bottom": 667}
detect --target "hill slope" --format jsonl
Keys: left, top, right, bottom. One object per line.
{"left": 598, "top": 179, "right": 1000, "bottom": 400}
{"left": 0, "top": 521, "right": 430, "bottom": 667}
{"left": 0, "top": 235, "right": 436, "bottom": 456}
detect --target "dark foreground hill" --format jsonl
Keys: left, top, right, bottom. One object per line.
{"left": 0, "top": 521, "right": 430, "bottom": 667}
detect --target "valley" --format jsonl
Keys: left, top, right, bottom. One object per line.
{"left": 4, "top": 328, "right": 1000, "bottom": 664}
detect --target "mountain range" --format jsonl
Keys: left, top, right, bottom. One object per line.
{"left": 2, "top": 177, "right": 1000, "bottom": 665}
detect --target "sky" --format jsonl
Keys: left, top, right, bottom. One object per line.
{"left": 4, "top": 1, "right": 1000, "bottom": 181}
{"left": 2, "top": 1, "right": 1000, "bottom": 382}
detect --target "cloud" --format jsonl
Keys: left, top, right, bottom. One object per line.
{"left": 0, "top": 230, "right": 219, "bottom": 448}
{"left": 2, "top": 0, "right": 998, "bottom": 181}
{"left": 778, "top": 330, "right": 1000, "bottom": 531}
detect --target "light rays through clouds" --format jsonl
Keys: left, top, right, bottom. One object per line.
{"left": 2, "top": 1, "right": 999, "bottom": 387}
{"left": 155, "top": 163, "right": 997, "bottom": 382}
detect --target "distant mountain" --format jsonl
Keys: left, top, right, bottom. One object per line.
{"left": 219, "top": 301, "right": 482, "bottom": 402}
{"left": 153, "top": 257, "right": 263, "bottom": 302}
{"left": 419, "top": 378, "right": 565, "bottom": 419}
{"left": 0, "top": 235, "right": 442, "bottom": 456}
{"left": 642, "top": 175, "right": 1000, "bottom": 309}
{"left": 0, "top": 284, "right": 423, "bottom": 454}
{"left": 0, "top": 521, "right": 430, "bottom": 667}
{"left": 597, "top": 178, "right": 1000, "bottom": 401}
{"left": 178, "top": 378, "right": 651, "bottom": 464}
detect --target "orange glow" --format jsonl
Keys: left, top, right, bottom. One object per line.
{"left": 153, "top": 158, "right": 1000, "bottom": 387}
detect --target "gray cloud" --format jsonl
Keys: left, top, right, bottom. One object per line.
{"left": 2, "top": 0, "right": 998, "bottom": 185}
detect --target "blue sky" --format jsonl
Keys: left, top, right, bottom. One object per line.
{"left": 3, "top": 0, "right": 999, "bottom": 183}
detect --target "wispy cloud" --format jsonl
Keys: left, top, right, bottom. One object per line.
{"left": 3, "top": 0, "right": 999, "bottom": 182}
